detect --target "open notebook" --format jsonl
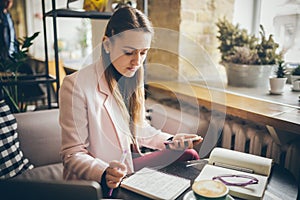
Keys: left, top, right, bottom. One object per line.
{"left": 195, "top": 147, "right": 273, "bottom": 200}
{"left": 121, "top": 167, "right": 190, "bottom": 200}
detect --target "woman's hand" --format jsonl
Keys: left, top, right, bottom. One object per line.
{"left": 166, "top": 133, "right": 203, "bottom": 150}
{"left": 105, "top": 160, "right": 127, "bottom": 189}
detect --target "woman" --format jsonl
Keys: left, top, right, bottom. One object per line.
{"left": 0, "top": 0, "right": 17, "bottom": 62}
{"left": 59, "top": 6, "right": 202, "bottom": 197}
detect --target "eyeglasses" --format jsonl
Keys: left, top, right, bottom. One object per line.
{"left": 212, "top": 174, "right": 259, "bottom": 187}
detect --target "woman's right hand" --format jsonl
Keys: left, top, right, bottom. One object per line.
{"left": 166, "top": 133, "right": 203, "bottom": 150}
{"left": 105, "top": 160, "right": 127, "bottom": 189}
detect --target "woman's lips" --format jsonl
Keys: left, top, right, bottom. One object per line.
{"left": 127, "top": 67, "right": 137, "bottom": 71}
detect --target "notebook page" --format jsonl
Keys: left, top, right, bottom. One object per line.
{"left": 209, "top": 148, "right": 273, "bottom": 176}
{"left": 121, "top": 167, "right": 190, "bottom": 200}
{"left": 196, "top": 164, "right": 268, "bottom": 200}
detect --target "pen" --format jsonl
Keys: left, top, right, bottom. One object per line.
{"left": 186, "top": 162, "right": 203, "bottom": 167}
{"left": 108, "top": 150, "right": 127, "bottom": 197}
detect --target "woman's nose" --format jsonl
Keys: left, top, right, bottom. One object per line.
{"left": 131, "top": 52, "right": 141, "bottom": 66}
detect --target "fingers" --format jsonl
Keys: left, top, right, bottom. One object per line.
{"left": 173, "top": 133, "right": 198, "bottom": 140}
{"left": 109, "top": 160, "right": 127, "bottom": 171}
{"left": 186, "top": 138, "right": 194, "bottom": 149}
{"left": 105, "top": 161, "right": 127, "bottom": 189}
{"left": 173, "top": 133, "right": 186, "bottom": 140}
{"left": 167, "top": 137, "right": 187, "bottom": 150}
{"left": 192, "top": 136, "right": 203, "bottom": 146}
{"left": 181, "top": 134, "right": 197, "bottom": 139}
{"left": 106, "top": 179, "right": 119, "bottom": 189}
{"left": 105, "top": 167, "right": 126, "bottom": 188}
{"left": 168, "top": 134, "right": 203, "bottom": 150}
{"left": 105, "top": 171, "right": 123, "bottom": 188}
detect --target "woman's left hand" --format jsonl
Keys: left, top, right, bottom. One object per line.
{"left": 166, "top": 133, "right": 203, "bottom": 150}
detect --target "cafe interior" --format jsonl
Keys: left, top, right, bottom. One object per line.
{"left": 0, "top": 0, "right": 299, "bottom": 199}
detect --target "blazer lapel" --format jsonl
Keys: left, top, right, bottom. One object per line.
{"left": 96, "top": 63, "right": 132, "bottom": 151}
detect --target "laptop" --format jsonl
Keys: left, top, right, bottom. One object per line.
{"left": 0, "top": 179, "right": 102, "bottom": 200}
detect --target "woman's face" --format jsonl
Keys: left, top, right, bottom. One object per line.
{"left": 104, "top": 30, "right": 152, "bottom": 77}
{"left": 1, "top": 0, "right": 13, "bottom": 10}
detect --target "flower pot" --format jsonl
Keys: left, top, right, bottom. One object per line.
{"left": 223, "top": 62, "right": 275, "bottom": 88}
{"left": 291, "top": 75, "right": 300, "bottom": 91}
{"left": 269, "top": 77, "right": 287, "bottom": 94}
{"left": 291, "top": 75, "right": 300, "bottom": 90}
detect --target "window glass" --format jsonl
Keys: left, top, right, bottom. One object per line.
{"left": 228, "top": 0, "right": 299, "bottom": 107}
{"left": 260, "top": 0, "right": 300, "bottom": 65}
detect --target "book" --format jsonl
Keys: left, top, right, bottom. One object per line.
{"left": 121, "top": 167, "right": 190, "bottom": 200}
{"left": 194, "top": 147, "right": 273, "bottom": 200}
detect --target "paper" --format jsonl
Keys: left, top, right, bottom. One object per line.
{"left": 208, "top": 147, "right": 272, "bottom": 176}
{"left": 196, "top": 165, "right": 268, "bottom": 200}
{"left": 121, "top": 167, "right": 190, "bottom": 200}
{"left": 195, "top": 148, "right": 273, "bottom": 200}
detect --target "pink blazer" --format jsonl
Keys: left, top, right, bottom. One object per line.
{"left": 59, "top": 60, "right": 171, "bottom": 182}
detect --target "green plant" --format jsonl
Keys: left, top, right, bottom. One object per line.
{"left": 291, "top": 64, "right": 300, "bottom": 76}
{"left": 0, "top": 32, "right": 40, "bottom": 112}
{"left": 275, "top": 60, "right": 287, "bottom": 78}
{"left": 216, "top": 18, "right": 282, "bottom": 65}
{"left": 0, "top": 32, "right": 39, "bottom": 73}
{"left": 76, "top": 19, "right": 90, "bottom": 57}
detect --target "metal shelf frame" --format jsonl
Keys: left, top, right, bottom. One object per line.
{"left": 41, "top": 0, "right": 148, "bottom": 107}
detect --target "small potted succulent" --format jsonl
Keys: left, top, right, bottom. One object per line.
{"left": 269, "top": 60, "right": 287, "bottom": 94}
{"left": 291, "top": 64, "right": 300, "bottom": 91}
{"left": 216, "top": 18, "right": 282, "bottom": 88}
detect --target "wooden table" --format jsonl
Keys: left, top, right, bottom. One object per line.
{"left": 146, "top": 81, "right": 300, "bottom": 135}
{"left": 113, "top": 160, "right": 299, "bottom": 200}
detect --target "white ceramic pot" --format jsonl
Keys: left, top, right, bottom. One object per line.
{"left": 291, "top": 75, "right": 300, "bottom": 91}
{"left": 291, "top": 75, "right": 300, "bottom": 82}
{"left": 291, "top": 80, "right": 300, "bottom": 91}
{"left": 269, "top": 77, "right": 287, "bottom": 94}
{"left": 223, "top": 62, "right": 275, "bottom": 88}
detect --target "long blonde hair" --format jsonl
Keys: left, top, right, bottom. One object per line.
{"left": 101, "top": 6, "right": 153, "bottom": 138}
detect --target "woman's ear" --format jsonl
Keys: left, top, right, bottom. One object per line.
{"left": 102, "top": 36, "right": 110, "bottom": 54}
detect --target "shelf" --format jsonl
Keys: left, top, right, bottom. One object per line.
{"left": 45, "top": 8, "right": 113, "bottom": 19}
{"left": 41, "top": 0, "right": 147, "bottom": 109}
{"left": 0, "top": 74, "right": 56, "bottom": 86}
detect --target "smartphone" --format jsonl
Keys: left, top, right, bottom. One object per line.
{"left": 163, "top": 135, "right": 202, "bottom": 145}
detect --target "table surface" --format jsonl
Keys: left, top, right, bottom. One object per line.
{"left": 112, "top": 160, "right": 298, "bottom": 200}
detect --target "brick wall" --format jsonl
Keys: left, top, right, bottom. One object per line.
{"left": 142, "top": 0, "right": 181, "bottom": 81}
{"left": 140, "top": 0, "right": 234, "bottom": 82}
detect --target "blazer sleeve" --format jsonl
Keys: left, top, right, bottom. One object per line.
{"left": 136, "top": 119, "right": 172, "bottom": 150}
{"left": 59, "top": 74, "right": 108, "bottom": 182}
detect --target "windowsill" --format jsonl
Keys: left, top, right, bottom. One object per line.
{"left": 147, "top": 81, "right": 300, "bottom": 135}
{"left": 193, "top": 82, "right": 300, "bottom": 109}
{"left": 224, "top": 84, "right": 299, "bottom": 108}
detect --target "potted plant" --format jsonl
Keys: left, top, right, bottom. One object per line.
{"left": 290, "top": 64, "right": 300, "bottom": 91}
{"left": 0, "top": 32, "right": 39, "bottom": 112}
{"left": 269, "top": 60, "right": 287, "bottom": 94}
{"left": 216, "top": 18, "right": 282, "bottom": 87}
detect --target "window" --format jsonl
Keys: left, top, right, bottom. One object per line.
{"left": 261, "top": 0, "right": 300, "bottom": 66}
{"left": 234, "top": 0, "right": 300, "bottom": 65}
